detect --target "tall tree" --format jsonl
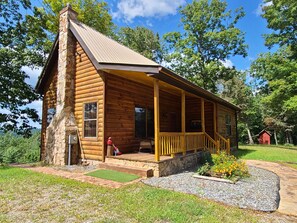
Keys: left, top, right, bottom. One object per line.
{"left": 164, "top": 0, "right": 247, "bottom": 92}
{"left": 0, "top": 0, "right": 115, "bottom": 136}
{"left": 262, "top": 0, "right": 297, "bottom": 55}
{"left": 251, "top": 47, "right": 297, "bottom": 144}
{"left": 0, "top": 0, "right": 40, "bottom": 137}
{"left": 27, "top": 0, "right": 115, "bottom": 54}
{"left": 220, "top": 74, "right": 263, "bottom": 144}
{"left": 118, "top": 26, "right": 163, "bottom": 63}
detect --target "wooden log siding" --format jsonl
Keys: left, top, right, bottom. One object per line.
{"left": 217, "top": 104, "right": 237, "bottom": 148}
{"left": 41, "top": 62, "right": 58, "bottom": 160}
{"left": 105, "top": 74, "right": 182, "bottom": 153}
{"left": 74, "top": 41, "right": 104, "bottom": 161}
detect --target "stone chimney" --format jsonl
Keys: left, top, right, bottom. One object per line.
{"left": 44, "top": 4, "right": 78, "bottom": 165}
{"left": 57, "top": 3, "right": 77, "bottom": 113}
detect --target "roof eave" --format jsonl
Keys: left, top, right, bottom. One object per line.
{"left": 157, "top": 67, "right": 241, "bottom": 111}
{"left": 35, "top": 35, "right": 59, "bottom": 94}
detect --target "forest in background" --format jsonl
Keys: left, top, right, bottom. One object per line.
{"left": 0, "top": 0, "right": 296, "bottom": 150}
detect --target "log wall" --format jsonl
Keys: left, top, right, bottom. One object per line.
{"left": 105, "top": 74, "right": 181, "bottom": 153}
{"left": 40, "top": 62, "right": 58, "bottom": 160}
{"left": 217, "top": 104, "right": 237, "bottom": 147}
{"left": 73, "top": 41, "right": 105, "bottom": 161}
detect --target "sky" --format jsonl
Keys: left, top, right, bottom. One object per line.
{"left": 23, "top": 0, "right": 272, "bottom": 128}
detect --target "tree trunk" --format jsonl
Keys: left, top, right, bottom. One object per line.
{"left": 274, "top": 130, "right": 278, "bottom": 145}
{"left": 246, "top": 124, "right": 254, "bottom": 144}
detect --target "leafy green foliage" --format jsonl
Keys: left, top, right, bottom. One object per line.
{"left": 164, "top": 0, "right": 247, "bottom": 92}
{"left": 196, "top": 162, "right": 211, "bottom": 176}
{"left": 0, "top": 132, "right": 40, "bottom": 164}
{"left": 251, "top": 47, "right": 297, "bottom": 144}
{"left": 211, "top": 152, "right": 249, "bottom": 180}
{"left": 262, "top": 0, "right": 297, "bottom": 55}
{"left": 0, "top": 0, "right": 40, "bottom": 136}
{"left": 197, "top": 152, "right": 249, "bottom": 180}
{"left": 118, "top": 26, "right": 163, "bottom": 63}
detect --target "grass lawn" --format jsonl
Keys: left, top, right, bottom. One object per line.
{"left": 0, "top": 166, "right": 289, "bottom": 223}
{"left": 235, "top": 145, "right": 297, "bottom": 168}
{"left": 85, "top": 169, "right": 139, "bottom": 182}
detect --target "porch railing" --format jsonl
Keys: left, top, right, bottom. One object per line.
{"left": 158, "top": 131, "right": 230, "bottom": 158}
{"left": 159, "top": 132, "right": 183, "bottom": 155}
{"left": 185, "top": 132, "right": 204, "bottom": 152}
{"left": 215, "top": 132, "right": 231, "bottom": 154}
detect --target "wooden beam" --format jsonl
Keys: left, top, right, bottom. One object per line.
{"left": 201, "top": 98, "right": 205, "bottom": 132}
{"left": 154, "top": 79, "right": 160, "bottom": 162}
{"left": 181, "top": 90, "right": 186, "bottom": 155}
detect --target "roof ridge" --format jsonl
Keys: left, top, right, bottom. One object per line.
{"left": 69, "top": 19, "right": 159, "bottom": 67}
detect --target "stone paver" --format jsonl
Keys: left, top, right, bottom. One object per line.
{"left": 246, "top": 160, "right": 297, "bottom": 216}
{"left": 14, "top": 165, "right": 139, "bottom": 188}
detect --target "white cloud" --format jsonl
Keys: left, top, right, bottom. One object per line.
{"left": 22, "top": 66, "right": 42, "bottom": 88}
{"left": 112, "top": 0, "right": 186, "bottom": 22}
{"left": 255, "top": 1, "right": 272, "bottom": 16}
{"left": 221, "top": 59, "right": 233, "bottom": 68}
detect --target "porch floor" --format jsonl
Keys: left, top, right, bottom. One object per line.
{"left": 107, "top": 152, "right": 172, "bottom": 163}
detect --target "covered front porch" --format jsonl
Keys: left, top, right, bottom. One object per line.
{"left": 105, "top": 71, "right": 231, "bottom": 164}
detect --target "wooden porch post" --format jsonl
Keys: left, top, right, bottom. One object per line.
{"left": 201, "top": 98, "right": 206, "bottom": 150}
{"left": 181, "top": 90, "right": 186, "bottom": 155}
{"left": 154, "top": 79, "right": 160, "bottom": 162}
{"left": 201, "top": 98, "right": 205, "bottom": 132}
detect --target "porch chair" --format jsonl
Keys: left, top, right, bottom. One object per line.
{"left": 139, "top": 139, "right": 154, "bottom": 153}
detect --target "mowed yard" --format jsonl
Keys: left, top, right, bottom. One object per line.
{"left": 236, "top": 145, "right": 297, "bottom": 169}
{"left": 0, "top": 166, "right": 294, "bottom": 223}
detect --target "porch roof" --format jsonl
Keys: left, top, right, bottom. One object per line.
{"left": 36, "top": 19, "right": 240, "bottom": 111}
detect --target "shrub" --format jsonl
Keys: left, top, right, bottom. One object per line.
{"left": 197, "top": 162, "right": 211, "bottom": 176}
{"left": 197, "top": 152, "right": 249, "bottom": 181}
{"left": 211, "top": 152, "right": 249, "bottom": 180}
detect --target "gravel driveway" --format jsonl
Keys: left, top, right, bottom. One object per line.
{"left": 143, "top": 166, "right": 280, "bottom": 212}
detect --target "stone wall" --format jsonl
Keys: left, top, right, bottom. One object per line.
{"left": 105, "top": 152, "right": 204, "bottom": 177}
{"left": 44, "top": 5, "right": 79, "bottom": 165}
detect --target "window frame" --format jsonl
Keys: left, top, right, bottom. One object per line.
{"left": 134, "top": 106, "right": 154, "bottom": 139}
{"left": 83, "top": 101, "right": 98, "bottom": 139}
{"left": 225, "top": 114, "right": 232, "bottom": 136}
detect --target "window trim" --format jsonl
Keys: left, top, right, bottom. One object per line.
{"left": 83, "top": 101, "right": 98, "bottom": 139}
{"left": 225, "top": 114, "right": 232, "bottom": 136}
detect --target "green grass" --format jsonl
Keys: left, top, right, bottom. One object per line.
{"left": 85, "top": 169, "right": 139, "bottom": 182}
{"left": 235, "top": 145, "right": 297, "bottom": 168}
{"left": 0, "top": 166, "right": 281, "bottom": 223}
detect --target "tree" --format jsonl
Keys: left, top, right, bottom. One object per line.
{"left": 164, "top": 0, "right": 247, "bottom": 92}
{"left": 220, "top": 74, "right": 263, "bottom": 144}
{"left": 251, "top": 47, "right": 297, "bottom": 144}
{"left": 118, "top": 26, "right": 163, "bottom": 63}
{"left": 0, "top": 1, "right": 115, "bottom": 136}
{"left": 262, "top": 0, "right": 297, "bottom": 55}
{"left": 32, "top": 0, "right": 114, "bottom": 46}
{"left": 0, "top": 0, "right": 40, "bottom": 137}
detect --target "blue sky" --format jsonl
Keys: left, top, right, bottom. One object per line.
{"left": 106, "top": 0, "right": 272, "bottom": 70}
{"left": 23, "top": 0, "right": 272, "bottom": 128}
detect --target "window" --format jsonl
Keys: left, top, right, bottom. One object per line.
{"left": 47, "top": 108, "right": 56, "bottom": 126}
{"left": 225, "top": 114, "right": 231, "bottom": 135}
{"left": 84, "top": 102, "right": 97, "bottom": 137}
{"left": 135, "top": 107, "right": 154, "bottom": 138}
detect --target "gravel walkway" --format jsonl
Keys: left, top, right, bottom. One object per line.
{"left": 143, "top": 166, "right": 280, "bottom": 212}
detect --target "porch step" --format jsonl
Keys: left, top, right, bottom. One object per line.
{"left": 99, "top": 162, "right": 154, "bottom": 178}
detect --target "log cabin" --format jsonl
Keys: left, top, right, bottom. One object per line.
{"left": 36, "top": 5, "right": 240, "bottom": 176}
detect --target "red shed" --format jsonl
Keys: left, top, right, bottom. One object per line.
{"left": 258, "top": 130, "right": 271, "bottom": 145}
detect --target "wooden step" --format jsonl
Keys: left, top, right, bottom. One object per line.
{"left": 99, "top": 163, "right": 154, "bottom": 178}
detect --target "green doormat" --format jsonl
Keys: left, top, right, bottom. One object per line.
{"left": 85, "top": 169, "right": 140, "bottom": 183}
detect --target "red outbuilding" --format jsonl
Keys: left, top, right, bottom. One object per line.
{"left": 258, "top": 130, "right": 271, "bottom": 145}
